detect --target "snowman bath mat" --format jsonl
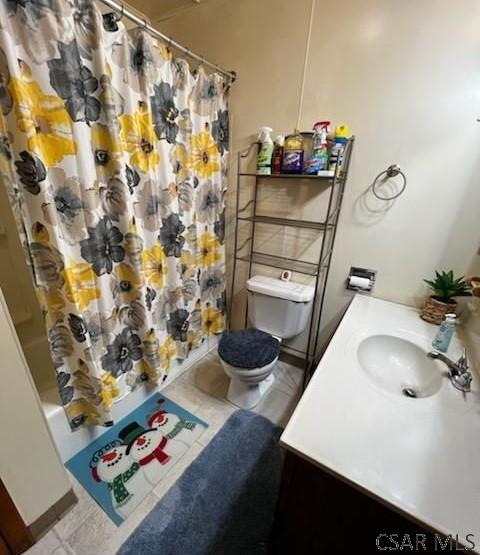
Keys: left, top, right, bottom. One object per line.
{"left": 66, "top": 393, "right": 207, "bottom": 525}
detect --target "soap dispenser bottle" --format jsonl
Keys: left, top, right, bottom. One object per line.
{"left": 432, "top": 313, "right": 456, "bottom": 353}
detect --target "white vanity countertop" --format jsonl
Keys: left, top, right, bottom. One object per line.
{"left": 281, "top": 295, "right": 480, "bottom": 550}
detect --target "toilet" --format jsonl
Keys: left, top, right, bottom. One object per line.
{"left": 218, "top": 275, "right": 315, "bottom": 409}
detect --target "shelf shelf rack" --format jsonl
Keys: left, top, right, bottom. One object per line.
{"left": 228, "top": 137, "right": 355, "bottom": 386}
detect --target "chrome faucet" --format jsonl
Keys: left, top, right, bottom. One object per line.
{"left": 427, "top": 349, "right": 472, "bottom": 392}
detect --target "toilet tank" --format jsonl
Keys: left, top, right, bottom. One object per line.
{"left": 246, "top": 276, "right": 315, "bottom": 339}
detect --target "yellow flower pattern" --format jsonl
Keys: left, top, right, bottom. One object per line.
{"left": 91, "top": 123, "right": 122, "bottom": 179}
{"left": 142, "top": 244, "right": 168, "bottom": 288}
{"left": 36, "top": 287, "right": 65, "bottom": 324}
{"left": 63, "top": 262, "right": 101, "bottom": 310}
{"left": 198, "top": 232, "right": 222, "bottom": 266}
{"left": 2, "top": 7, "right": 228, "bottom": 430}
{"left": 10, "top": 64, "right": 76, "bottom": 167}
{"left": 191, "top": 131, "right": 220, "bottom": 178}
{"left": 133, "top": 359, "right": 159, "bottom": 383}
{"left": 120, "top": 105, "right": 159, "bottom": 173}
{"left": 171, "top": 143, "right": 192, "bottom": 181}
{"left": 113, "top": 263, "right": 142, "bottom": 303}
{"left": 66, "top": 399, "right": 100, "bottom": 428}
{"left": 180, "top": 250, "right": 196, "bottom": 278}
{"left": 202, "top": 306, "right": 224, "bottom": 335}
{"left": 159, "top": 336, "right": 176, "bottom": 369}
{"left": 101, "top": 372, "right": 121, "bottom": 411}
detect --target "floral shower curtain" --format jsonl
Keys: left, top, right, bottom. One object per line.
{"left": 0, "top": 0, "right": 229, "bottom": 429}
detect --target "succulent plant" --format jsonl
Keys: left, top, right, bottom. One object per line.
{"left": 424, "top": 270, "right": 471, "bottom": 302}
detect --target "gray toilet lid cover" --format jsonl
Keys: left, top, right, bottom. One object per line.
{"left": 218, "top": 328, "right": 280, "bottom": 370}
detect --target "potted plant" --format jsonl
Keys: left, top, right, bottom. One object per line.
{"left": 420, "top": 270, "right": 471, "bottom": 324}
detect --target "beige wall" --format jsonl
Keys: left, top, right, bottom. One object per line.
{"left": 0, "top": 288, "right": 70, "bottom": 525}
{"left": 3, "top": 0, "right": 480, "bottom": 364}
{"left": 150, "top": 0, "right": 480, "bottom": 346}
{"left": 0, "top": 181, "right": 55, "bottom": 390}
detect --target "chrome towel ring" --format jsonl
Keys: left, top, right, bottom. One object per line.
{"left": 371, "top": 164, "right": 407, "bottom": 201}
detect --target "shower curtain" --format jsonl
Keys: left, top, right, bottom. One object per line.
{"left": 0, "top": 0, "right": 229, "bottom": 429}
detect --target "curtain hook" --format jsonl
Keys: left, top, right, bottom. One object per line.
{"left": 114, "top": 2, "right": 124, "bottom": 22}
{"left": 143, "top": 18, "right": 148, "bottom": 30}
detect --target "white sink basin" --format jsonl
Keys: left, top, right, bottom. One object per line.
{"left": 357, "top": 334, "right": 443, "bottom": 398}
{"left": 281, "top": 296, "right": 480, "bottom": 550}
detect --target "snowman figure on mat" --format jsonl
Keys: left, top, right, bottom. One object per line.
{"left": 147, "top": 400, "right": 205, "bottom": 447}
{"left": 120, "top": 421, "right": 189, "bottom": 486}
{"left": 90, "top": 440, "right": 151, "bottom": 520}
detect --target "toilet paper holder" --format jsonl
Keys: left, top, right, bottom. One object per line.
{"left": 346, "top": 267, "right": 377, "bottom": 293}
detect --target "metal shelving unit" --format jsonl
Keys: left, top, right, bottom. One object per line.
{"left": 228, "top": 137, "right": 355, "bottom": 386}
{"left": 238, "top": 172, "right": 334, "bottom": 180}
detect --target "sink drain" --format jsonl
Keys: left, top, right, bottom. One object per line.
{"left": 402, "top": 388, "right": 418, "bottom": 398}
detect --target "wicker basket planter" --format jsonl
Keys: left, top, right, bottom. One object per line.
{"left": 469, "top": 276, "right": 480, "bottom": 298}
{"left": 420, "top": 296, "right": 457, "bottom": 325}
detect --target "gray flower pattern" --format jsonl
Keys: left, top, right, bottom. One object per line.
{"left": 134, "top": 181, "right": 172, "bottom": 232}
{"left": 195, "top": 180, "right": 223, "bottom": 224}
{"left": 1, "top": 1, "right": 228, "bottom": 430}
{"left": 80, "top": 216, "right": 125, "bottom": 275}
{"left": 101, "top": 327, "right": 143, "bottom": 377}
{"left": 212, "top": 109, "right": 229, "bottom": 155}
{"left": 15, "top": 151, "right": 46, "bottom": 195}
{"left": 159, "top": 213, "right": 185, "bottom": 258}
{"left": 100, "top": 177, "right": 127, "bottom": 222}
{"left": 150, "top": 82, "right": 179, "bottom": 144}
{"left": 48, "top": 40, "right": 100, "bottom": 123}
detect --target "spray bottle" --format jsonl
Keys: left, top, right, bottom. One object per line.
{"left": 256, "top": 127, "right": 274, "bottom": 175}
{"left": 304, "top": 121, "right": 330, "bottom": 174}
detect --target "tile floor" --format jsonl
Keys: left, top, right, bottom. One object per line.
{"left": 27, "top": 350, "right": 302, "bottom": 555}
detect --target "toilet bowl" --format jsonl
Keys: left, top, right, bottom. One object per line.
{"left": 222, "top": 355, "right": 278, "bottom": 409}
{"left": 220, "top": 276, "right": 315, "bottom": 409}
{"left": 218, "top": 328, "right": 280, "bottom": 409}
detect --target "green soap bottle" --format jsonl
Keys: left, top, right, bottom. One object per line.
{"left": 256, "top": 126, "right": 274, "bottom": 175}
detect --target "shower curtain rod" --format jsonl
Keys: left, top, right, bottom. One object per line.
{"left": 98, "top": 0, "right": 237, "bottom": 82}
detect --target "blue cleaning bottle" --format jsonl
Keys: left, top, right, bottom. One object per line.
{"left": 432, "top": 313, "right": 456, "bottom": 353}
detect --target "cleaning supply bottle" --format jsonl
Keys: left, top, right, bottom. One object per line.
{"left": 304, "top": 121, "right": 330, "bottom": 174}
{"left": 432, "top": 313, "right": 456, "bottom": 353}
{"left": 282, "top": 129, "right": 304, "bottom": 174}
{"left": 256, "top": 127, "right": 274, "bottom": 175}
{"left": 329, "top": 124, "right": 350, "bottom": 173}
{"left": 272, "top": 135, "right": 284, "bottom": 175}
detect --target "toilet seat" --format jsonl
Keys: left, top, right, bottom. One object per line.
{"left": 218, "top": 329, "right": 280, "bottom": 409}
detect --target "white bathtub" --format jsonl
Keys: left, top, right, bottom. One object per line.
{"left": 22, "top": 334, "right": 57, "bottom": 392}
{"left": 38, "top": 337, "right": 216, "bottom": 462}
